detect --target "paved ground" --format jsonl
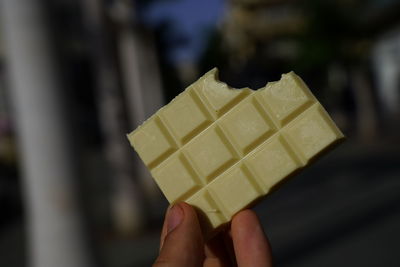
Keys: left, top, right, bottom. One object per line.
{"left": 1, "top": 137, "right": 399, "bottom": 267}
{"left": 102, "top": 137, "right": 400, "bottom": 267}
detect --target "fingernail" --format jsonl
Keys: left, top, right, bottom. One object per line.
{"left": 167, "top": 204, "right": 183, "bottom": 233}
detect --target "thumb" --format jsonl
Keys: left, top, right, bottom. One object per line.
{"left": 154, "top": 202, "right": 205, "bottom": 267}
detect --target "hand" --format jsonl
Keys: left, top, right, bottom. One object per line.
{"left": 154, "top": 202, "right": 273, "bottom": 267}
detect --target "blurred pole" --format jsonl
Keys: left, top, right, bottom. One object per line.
{"left": 352, "top": 67, "right": 378, "bottom": 140}
{"left": 373, "top": 32, "right": 400, "bottom": 124}
{"left": 0, "top": 1, "right": 92, "bottom": 267}
{"left": 82, "top": 0, "right": 146, "bottom": 235}
{"left": 112, "top": 0, "right": 164, "bottom": 205}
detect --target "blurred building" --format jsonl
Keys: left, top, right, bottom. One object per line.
{"left": 220, "top": 0, "right": 400, "bottom": 138}
{"left": 222, "top": 0, "right": 305, "bottom": 64}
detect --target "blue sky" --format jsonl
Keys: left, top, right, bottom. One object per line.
{"left": 141, "top": 0, "right": 226, "bottom": 64}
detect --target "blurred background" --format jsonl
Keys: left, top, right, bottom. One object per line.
{"left": 0, "top": 0, "right": 400, "bottom": 266}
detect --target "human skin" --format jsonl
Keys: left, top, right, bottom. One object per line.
{"left": 154, "top": 202, "right": 273, "bottom": 267}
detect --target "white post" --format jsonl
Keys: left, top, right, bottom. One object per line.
{"left": 373, "top": 31, "right": 400, "bottom": 122}
{"left": 117, "top": 25, "right": 164, "bottom": 202}
{"left": 82, "top": 0, "right": 147, "bottom": 235}
{"left": 113, "top": 0, "right": 165, "bottom": 207}
{"left": 0, "top": 1, "right": 92, "bottom": 267}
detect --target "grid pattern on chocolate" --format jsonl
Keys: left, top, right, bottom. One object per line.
{"left": 128, "top": 69, "right": 344, "bottom": 237}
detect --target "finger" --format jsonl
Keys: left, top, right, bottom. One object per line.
{"left": 154, "top": 202, "right": 205, "bottom": 267}
{"left": 159, "top": 205, "right": 171, "bottom": 251}
{"left": 231, "top": 210, "right": 273, "bottom": 267}
{"left": 204, "top": 232, "right": 231, "bottom": 267}
{"left": 221, "top": 229, "right": 237, "bottom": 266}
